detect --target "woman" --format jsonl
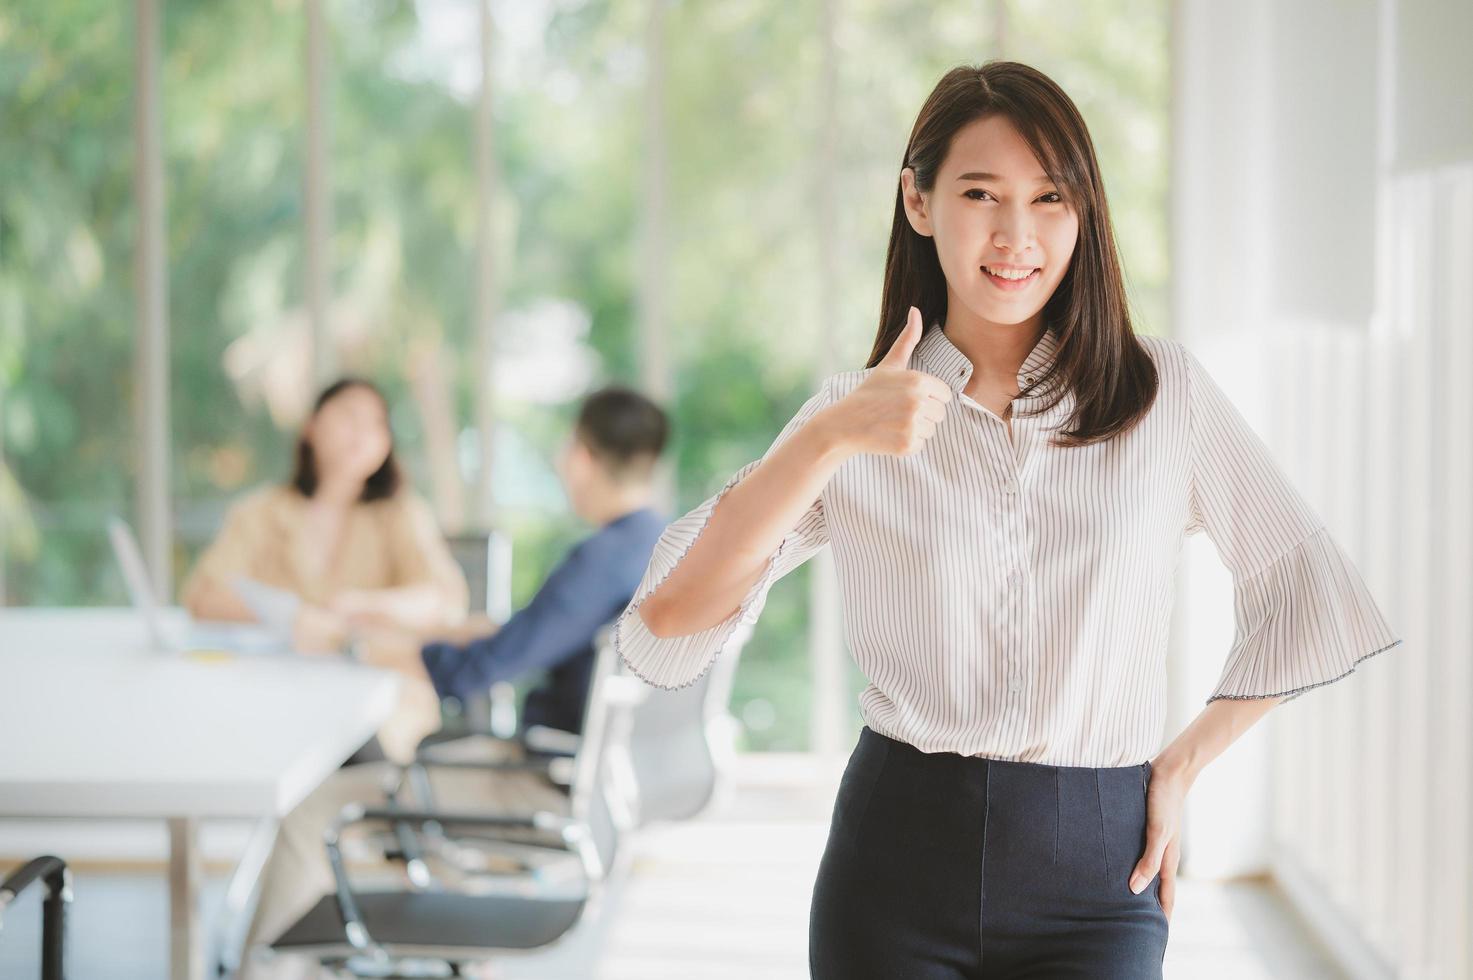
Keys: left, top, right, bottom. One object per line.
{"left": 183, "top": 377, "right": 468, "bottom": 642}
{"left": 612, "top": 62, "right": 1400, "bottom": 978}
{"left": 181, "top": 377, "right": 469, "bottom": 756}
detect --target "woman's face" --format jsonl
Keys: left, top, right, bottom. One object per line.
{"left": 307, "top": 385, "right": 392, "bottom": 485}
{"left": 901, "top": 113, "right": 1079, "bottom": 331}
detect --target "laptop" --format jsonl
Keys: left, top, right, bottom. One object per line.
{"left": 107, "top": 516, "right": 296, "bottom": 655}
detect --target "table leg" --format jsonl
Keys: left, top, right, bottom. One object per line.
{"left": 167, "top": 816, "right": 203, "bottom": 980}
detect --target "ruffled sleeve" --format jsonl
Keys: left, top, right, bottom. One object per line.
{"left": 612, "top": 380, "right": 833, "bottom": 690}
{"left": 1181, "top": 343, "right": 1402, "bottom": 705}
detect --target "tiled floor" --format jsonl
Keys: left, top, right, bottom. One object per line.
{"left": 0, "top": 757, "right": 1345, "bottom": 979}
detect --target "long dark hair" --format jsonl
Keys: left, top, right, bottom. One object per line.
{"left": 289, "top": 377, "right": 401, "bottom": 502}
{"left": 869, "top": 60, "right": 1158, "bottom": 448}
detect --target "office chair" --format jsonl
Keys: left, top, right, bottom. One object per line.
{"left": 393, "top": 620, "right": 636, "bottom": 890}
{"left": 0, "top": 855, "right": 71, "bottom": 980}
{"left": 623, "top": 618, "right": 752, "bottom": 825}
{"left": 267, "top": 632, "right": 646, "bottom": 977}
{"left": 419, "top": 617, "right": 756, "bottom": 830}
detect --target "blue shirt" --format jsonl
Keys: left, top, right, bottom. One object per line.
{"left": 420, "top": 505, "right": 668, "bottom": 735}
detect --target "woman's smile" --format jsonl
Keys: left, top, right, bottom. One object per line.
{"left": 982, "top": 264, "right": 1042, "bottom": 291}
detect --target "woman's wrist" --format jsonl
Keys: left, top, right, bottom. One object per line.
{"left": 1157, "top": 695, "right": 1281, "bottom": 785}
{"left": 1152, "top": 746, "right": 1203, "bottom": 786}
{"left": 804, "top": 402, "right": 859, "bottom": 464}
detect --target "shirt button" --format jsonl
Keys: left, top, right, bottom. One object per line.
{"left": 1008, "top": 677, "right": 1023, "bottom": 693}
{"left": 1024, "top": 375, "right": 1035, "bottom": 385}
{"left": 1003, "top": 480, "right": 1018, "bottom": 494}
{"left": 1008, "top": 568, "right": 1021, "bottom": 585}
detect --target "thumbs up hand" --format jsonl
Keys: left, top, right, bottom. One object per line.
{"left": 829, "top": 306, "right": 954, "bottom": 457}
{"left": 878, "top": 304, "right": 926, "bottom": 369}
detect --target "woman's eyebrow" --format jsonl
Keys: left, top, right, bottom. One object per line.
{"left": 955, "top": 171, "right": 1054, "bottom": 183}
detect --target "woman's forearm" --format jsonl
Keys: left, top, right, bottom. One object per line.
{"left": 639, "top": 404, "right": 854, "bottom": 638}
{"left": 354, "top": 624, "right": 436, "bottom": 681}
{"left": 181, "top": 577, "right": 258, "bottom": 623}
{"left": 1154, "top": 694, "right": 1283, "bottom": 785}
{"left": 339, "top": 582, "right": 459, "bottom": 633}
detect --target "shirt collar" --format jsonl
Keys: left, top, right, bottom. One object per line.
{"left": 914, "top": 321, "right": 1061, "bottom": 400}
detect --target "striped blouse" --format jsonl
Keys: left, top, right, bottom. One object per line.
{"left": 611, "top": 324, "right": 1403, "bottom": 767}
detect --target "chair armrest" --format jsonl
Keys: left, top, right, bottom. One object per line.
{"left": 416, "top": 727, "right": 573, "bottom": 765}
{"left": 0, "top": 856, "right": 72, "bottom": 979}
{"left": 404, "top": 755, "right": 576, "bottom": 812}
{"left": 0, "top": 856, "right": 69, "bottom": 905}
{"left": 345, "top": 805, "right": 581, "bottom": 838}
{"left": 416, "top": 722, "right": 488, "bottom": 751}
{"left": 0, "top": 855, "right": 71, "bottom": 922}
{"left": 521, "top": 724, "right": 581, "bottom": 757}
{"left": 410, "top": 755, "right": 557, "bottom": 774}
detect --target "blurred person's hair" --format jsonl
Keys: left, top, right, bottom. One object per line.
{"left": 290, "top": 377, "right": 402, "bottom": 502}
{"left": 573, "top": 386, "right": 669, "bottom": 485}
{"left": 868, "top": 60, "right": 1159, "bottom": 449}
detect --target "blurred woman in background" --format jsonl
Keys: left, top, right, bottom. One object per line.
{"left": 180, "top": 377, "right": 469, "bottom": 757}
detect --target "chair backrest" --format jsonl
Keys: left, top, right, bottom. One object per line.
{"left": 442, "top": 529, "right": 518, "bottom": 735}
{"left": 563, "top": 625, "right": 645, "bottom": 874}
{"left": 444, "top": 529, "right": 513, "bottom": 618}
{"left": 623, "top": 620, "right": 754, "bottom": 825}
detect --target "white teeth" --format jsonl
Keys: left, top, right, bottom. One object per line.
{"left": 985, "top": 266, "right": 1037, "bottom": 281}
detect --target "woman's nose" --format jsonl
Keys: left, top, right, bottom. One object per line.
{"left": 992, "top": 206, "right": 1037, "bottom": 251}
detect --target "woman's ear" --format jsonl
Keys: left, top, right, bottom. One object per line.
{"left": 900, "top": 168, "right": 934, "bottom": 237}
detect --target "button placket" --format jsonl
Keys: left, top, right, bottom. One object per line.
{"left": 962, "top": 374, "right": 1029, "bottom": 703}
{"left": 1006, "top": 566, "right": 1026, "bottom": 695}
{"left": 1004, "top": 488, "right": 1028, "bottom": 696}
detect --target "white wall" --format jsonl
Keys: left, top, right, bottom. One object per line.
{"left": 1171, "top": 0, "right": 1472, "bottom": 976}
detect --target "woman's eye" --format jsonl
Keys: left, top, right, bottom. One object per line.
{"left": 963, "top": 189, "right": 1064, "bottom": 204}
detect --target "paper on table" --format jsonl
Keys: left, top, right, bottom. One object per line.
{"left": 229, "top": 576, "right": 303, "bottom": 636}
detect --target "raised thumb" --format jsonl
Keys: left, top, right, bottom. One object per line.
{"left": 880, "top": 306, "right": 923, "bottom": 367}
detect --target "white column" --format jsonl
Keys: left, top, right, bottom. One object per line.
{"left": 990, "top": 0, "right": 1009, "bottom": 56}
{"left": 638, "top": 0, "right": 674, "bottom": 512}
{"left": 305, "top": 0, "right": 334, "bottom": 386}
{"left": 133, "top": 0, "right": 171, "bottom": 597}
{"left": 808, "top": 0, "right": 846, "bottom": 757}
{"left": 472, "top": 0, "right": 500, "bottom": 528}
{"left": 1, "top": 385, "right": 8, "bottom": 604}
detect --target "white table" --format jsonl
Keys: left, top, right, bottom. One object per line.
{"left": 0, "top": 607, "right": 403, "bottom": 980}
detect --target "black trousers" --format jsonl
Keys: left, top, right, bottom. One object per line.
{"left": 810, "top": 726, "right": 1170, "bottom": 979}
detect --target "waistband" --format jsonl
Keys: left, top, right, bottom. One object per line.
{"left": 860, "top": 725, "right": 1151, "bottom": 779}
